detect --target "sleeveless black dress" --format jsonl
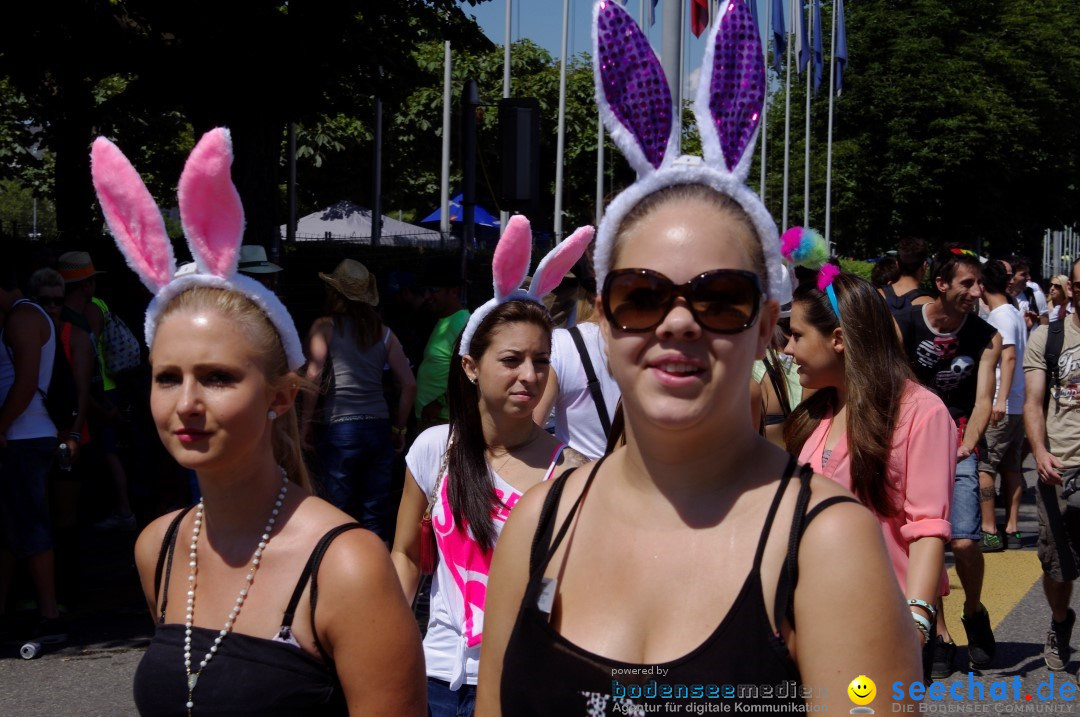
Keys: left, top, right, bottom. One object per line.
{"left": 133, "top": 507, "right": 356, "bottom": 716}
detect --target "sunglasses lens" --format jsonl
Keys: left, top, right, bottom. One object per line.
{"left": 605, "top": 272, "right": 671, "bottom": 331}
{"left": 35, "top": 297, "right": 62, "bottom": 307}
{"left": 690, "top": 272, "right": 761, "bottom": 332}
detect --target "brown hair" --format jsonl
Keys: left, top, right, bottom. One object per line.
{"left": 446, "top": 300, "right": 554, "bottom": 551}
{"left": 325, "top": 286, "right": 384, "bottom": 349}
{"left": 156, "top": 287, "right": 313, "bottom": 491}
{"left": 612, "top": 183, "right": 769, "bottom": 295}
{"left": 783, "top": 273, "right": 913, "bottom": 517}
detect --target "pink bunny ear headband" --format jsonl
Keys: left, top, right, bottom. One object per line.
{"left": 458, "top": 215, "right": 594, "bottom": 357}
{"left": 90, "top": 128, "right": 305, "bottom": 371}
{"left": 780, "top": 226, "right": 841, "bottom": 318}
{"left": 592, "top": 0, "right": 784, "bottom": 301}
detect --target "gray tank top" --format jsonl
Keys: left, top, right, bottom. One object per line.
{"left": 325, "top": 317, "right": 390, "bottom": 421}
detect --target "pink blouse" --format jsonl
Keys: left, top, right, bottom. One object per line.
{"left": 798, "top": 379, "right": 955, "bottom": 593}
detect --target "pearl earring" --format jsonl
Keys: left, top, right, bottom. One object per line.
{"left": 268, "top": 410, "right": 278, "bottom": 420}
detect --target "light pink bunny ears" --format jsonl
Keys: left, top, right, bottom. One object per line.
{"left": 90, "top": 128, "right": 306, "bottom": 371}
{"left": 458, "top": 215, "right": 594, "bottom": 357}
{"left": 592, "top": 0, "right": 785, "bottom": 303}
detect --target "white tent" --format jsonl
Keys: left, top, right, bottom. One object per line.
{"left": 282, "top": 201, "right": 443, "bottom": 246}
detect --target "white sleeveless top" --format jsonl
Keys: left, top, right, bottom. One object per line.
{"left": 549, "top": 323, "right": 621, "bottom": 460}
{"left": 0, "top": 299, "right": 57, "bottom": 440}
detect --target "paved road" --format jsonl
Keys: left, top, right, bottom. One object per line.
{"left": 4, "top": 461, "right": 1080, "bottom": 715}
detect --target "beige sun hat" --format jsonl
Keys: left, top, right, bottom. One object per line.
{"left": 318, "top": 259, "right": 379, "bottom": 306}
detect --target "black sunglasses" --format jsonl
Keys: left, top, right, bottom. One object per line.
{"left": 602, "top": 268, "right": 763, "bottom": 334}
{"left": 34, "top": 296, "right": 64, "bottom": 307}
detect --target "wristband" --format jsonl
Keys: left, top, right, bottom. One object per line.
{"left": 911, "top": 612, "right": 932, "bottom": 640}
{"left": 908, "top": 598, "right": 937, "bottom": 621}
{"left": 391, "top": 425, "right": 406, "bottom": 436}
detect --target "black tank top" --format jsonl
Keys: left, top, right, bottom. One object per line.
{"left": 133, "top": 506, "right": 355, "bottom": 716}
{"left": 501, "top": 456, "right": 857, "bottom": 715}
{"left": 882, "top": 284, "right": 925, "bottom": 315}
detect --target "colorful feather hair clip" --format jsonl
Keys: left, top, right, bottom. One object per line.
{"left": 780, "top": 226, "right": 841, "bottom": 318}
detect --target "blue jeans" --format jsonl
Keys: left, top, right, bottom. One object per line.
{"left": 318, "top": 418, "right": 394, "bottom": 541}
{"left": 427, "top": 678, "right": 476, "bottom": 717}
{"left": 950, "top": 453, "right": 981, "bottom": 541}
{"left": 0, "top": 437, "right": 57, "bottom": 557}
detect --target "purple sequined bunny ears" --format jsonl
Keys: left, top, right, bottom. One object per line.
{"left": 90, "top": 128, "right": 305, "bottom": 371}
{"left": 592, "top": 0, "right": 785, "bottom": 302}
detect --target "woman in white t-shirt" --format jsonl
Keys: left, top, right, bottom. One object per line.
{"left": 391, "top": 298, "right": 587, "bottom": 716}
{"left": 1047, "top": 275, "right": 1074, "bottom": 324}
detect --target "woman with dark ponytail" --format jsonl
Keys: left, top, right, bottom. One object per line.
{"left": 390, "top": 218, "right": 590, "bottom": 716}
{"left": 780, "top": 227, "right": 955, "bottom": 665}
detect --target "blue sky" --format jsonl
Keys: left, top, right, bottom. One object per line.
{"left": 461, "top": 1, "right": 785, "bottom": 94}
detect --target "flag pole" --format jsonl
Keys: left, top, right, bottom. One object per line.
{"left": 662, "top": 0, "right": 684, "bottom": 156}
{"left": 803, "top": 0, "right": 811, "bottom": 227}
{"left": 500, "top": 0, "right": 512, "bottom": 231}
{"left": 554, "top": 0, "right": 570, "bottom": 242}
{"left": 761, "top": 0, "right": 770, "bottom": 202}
{"left": 825, "top": 0, "right": 836, "bottom": 245}
{"left": 596, "top": 116, "right": 605, "bottom": 224}
{"left": 440, "top": 42, "right": 452, "bottom": 238}
{"left": 782, "top": 0, "right": 793, "bottom": 232}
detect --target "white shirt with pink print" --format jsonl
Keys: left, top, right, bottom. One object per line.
{"left": 405, "top": 424, "right": 566, "bottom": 690}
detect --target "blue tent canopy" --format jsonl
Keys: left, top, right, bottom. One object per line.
{"left": 421, "top": 194, "right": 500, "bottom": 228}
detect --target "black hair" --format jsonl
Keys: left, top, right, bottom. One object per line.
{"left": 871, "top": 256, "right": 900, "bottom": 288}
{"left": 981, "top": 259, "right": 1011, "bottom": 296}
{"left": 929, "top": 245, "right": 981, "bottom": 295}
{"left": 896, "top": 238, "right": 929, "bottom": 278}
{"left": 445, "top": 300, "right": 554, "bottom": 551}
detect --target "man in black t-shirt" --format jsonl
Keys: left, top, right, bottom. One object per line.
{"left": 896, "top": 247, "right": 1002, "bottom": 678}
{"left": 880, "top": 236, "right": 932, "bottom": 316}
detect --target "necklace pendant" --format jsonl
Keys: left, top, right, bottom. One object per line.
{"left": 188, "top": 672, "right": 199, "bottom": 690}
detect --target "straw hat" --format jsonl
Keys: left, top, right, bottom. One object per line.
{"left": 57, "top": 251, "right": 106, "bottom": 284}
{"left": 319, "top": 259, "right": 379, "bottom": 306}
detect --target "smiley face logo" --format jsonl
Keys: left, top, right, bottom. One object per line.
{"left": 847, "top": 675, "right": 876, "bottom": 706}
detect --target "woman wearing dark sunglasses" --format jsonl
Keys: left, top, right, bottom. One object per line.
{"left": 477, "top": 3, "right": 919, "bottom": 713}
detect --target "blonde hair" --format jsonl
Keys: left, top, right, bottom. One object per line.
{"left": 156, "top": 286, "right": 313, "bottom": 491}
{"left": 1051, "top": 275, "right": 1071, "bottom": 307}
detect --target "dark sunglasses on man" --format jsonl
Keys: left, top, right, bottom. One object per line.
{"left": 34, "top": 296, "right": 65, "bottom": 308}
{"left": 602, "top": 268, "right": 762, "bottom": 334}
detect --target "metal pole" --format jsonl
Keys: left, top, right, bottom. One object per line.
{"left": 373, "top": 91, "right": 383, "bottom": 247}
{"left": 640, "top": 0, "right": 645, "bottom": 27}
{"left": 440, "top": 42, "right": 452, "bottom": 238}
{"left": 782, "top": 0, "right": 793, "bottom": 232}
{"left": 463, "top": 79, "right": 479, "bottom": 288}
{"left": 803, "top": 0, "right": 811, "bottom": 227}
{"left": 662, "top": 0, "right": 684, "bottom": 157}
{"left": 596, "top": 117, "right": 605, "bottom": 223}
{"left": 824, "top": 0, "right": 836, "bottom": 244}
{"left": 501, "top": 0, "right": 512, "bottom": 231}
{"left": 761, "top": 0, "right": 770, "bottom": 202}
{"left": 286, "top": 122, "right": 296, "bottom": 248}
{"left": 554, "top": 0, "right": 570, "bottom": 241}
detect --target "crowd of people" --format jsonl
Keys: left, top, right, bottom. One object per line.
{"left": 1, "top": 2, "right": 1079, "bottom": 715}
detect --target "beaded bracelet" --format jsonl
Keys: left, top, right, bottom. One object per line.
{"left": 908, "top": 598, "right": 937, "bottom": 621}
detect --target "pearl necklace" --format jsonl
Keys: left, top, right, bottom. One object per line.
{"left": 183, "top": 468, "right": 289, "bottom": 716}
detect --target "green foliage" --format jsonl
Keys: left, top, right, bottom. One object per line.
{"left": 839, "top": 258, "right": 874, "bottom": 282}
{"left": 0, "top": 179, "right": 57, "bottom": 240}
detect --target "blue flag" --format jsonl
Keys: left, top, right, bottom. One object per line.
{"left": 648, "top": 0, "right": 660, "bottom": 27}
{"left": 795, "top": 0, "right": 810, "bottom": 76}
{"left": 812, "top": 0, "right": 823, "bottom": 93}
{"left": 835, "top": 0, "right": 848, "bottom": 95}
{"left": 771, "top": 0, "right": 786, "bottom": 73}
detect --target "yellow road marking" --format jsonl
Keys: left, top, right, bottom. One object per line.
{"left": 942, "top": 550, "right": 1043, "bottom": 644}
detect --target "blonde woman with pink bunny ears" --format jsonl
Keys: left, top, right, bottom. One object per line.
{"left": 390, "top": 215, "right": 592, "bottom": 717}
{"left": 477, "top": 2, "right": 921, "bottom": 715}
{"left": 92, "top": 128, "right": 425, "bottom": 716}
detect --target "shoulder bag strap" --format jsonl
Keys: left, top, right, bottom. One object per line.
{"left": 569, "top": 326, "right": 611, "bottom": 437}
{"left": 1046, "top": 320, "right": 1066, "bottom": 413}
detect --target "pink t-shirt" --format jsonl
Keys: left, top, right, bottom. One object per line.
{"left": 798, "top": 380, "right": 955, "bottom": 594}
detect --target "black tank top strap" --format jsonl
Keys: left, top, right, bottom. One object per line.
{"left": 154, "top": 504, "right": 198, "bottom": 624}
{"left": 532, "top": 456, "right": 607, "bottom": 577}
{"left": 750, "top": 455, "right": 798, "bottom": 571}
{"left": 289, "top": 522, "right": 364, "bottom": 665}
{"left": 772, "top": 464, "right": 814, "bottom": 632}
{"left": 803, "top": 495, "right": 860, "bottom": 528}
{"left": 529, "top": 467, "right": 576, "bottom": 575}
